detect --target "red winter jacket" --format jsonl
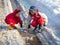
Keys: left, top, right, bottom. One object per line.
{"left": 30, "top": 12, "right": 45, "bottom": 27}
{"left": 5, "top": 8, "right": 23, "bottom": 27}
{"left": 30, "top": 13, "right": 40, "bottom": 21}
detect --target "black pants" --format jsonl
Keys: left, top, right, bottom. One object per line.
{"left": 20, "top": 24, "right": 22, "bottom": 28}
{"left": 28, "top": 25, "right": 31, "bottom": 29}
{"left": 28, "top": 24, "right": 43, "bottom": 31}
{"left": 39, "top": 24, "right": 43, "bottom": 30}
{"left": 33, "top": 24, "right": 43, "bottom": 31}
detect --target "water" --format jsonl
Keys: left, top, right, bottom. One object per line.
{"left": 17, "top": 0, "right": 60, "bottom": 45}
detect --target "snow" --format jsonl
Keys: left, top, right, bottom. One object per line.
{"left": 53, "top": 8, "right": 60, "bottom": 14}
{"left": 0, "top": 30, "right": 26, "bottom": 45}
{"left": 53, "top": 9, "right": 59, "bottom": 14}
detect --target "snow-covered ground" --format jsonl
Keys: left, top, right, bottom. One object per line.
{"left": 0, "top": 30, "right": 26, "bottom": 45}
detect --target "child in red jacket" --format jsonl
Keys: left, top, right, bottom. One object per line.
{"left": 5, "top": 8, "right": 23, "bottom": 30}
{"left": 28, "top": 6, "right": 45, "bottom": 32}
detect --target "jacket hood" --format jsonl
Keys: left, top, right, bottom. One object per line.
{"left": 13, "top": 8, "right": 21, "bottom": 16}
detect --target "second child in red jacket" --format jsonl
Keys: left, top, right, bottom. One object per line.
{"left": 28, "top": 6, "right": 45, "bottom": 32}
{"left": 5, "top": 8, "right": 23, "bottom": 30}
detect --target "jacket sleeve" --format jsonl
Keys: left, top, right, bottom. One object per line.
{"left": 18, "top": 17, "right": 23, "bottom": 24}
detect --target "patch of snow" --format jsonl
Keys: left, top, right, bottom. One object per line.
{"left": 53, "top": 9, "right": 60, "bottom": 14}
{"left": 0, "top": 30, "right": 26, "bottom": 45}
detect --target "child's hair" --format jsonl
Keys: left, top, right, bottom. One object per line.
{"left": 29, "top": 9, "right": 32, "bottom": 15}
